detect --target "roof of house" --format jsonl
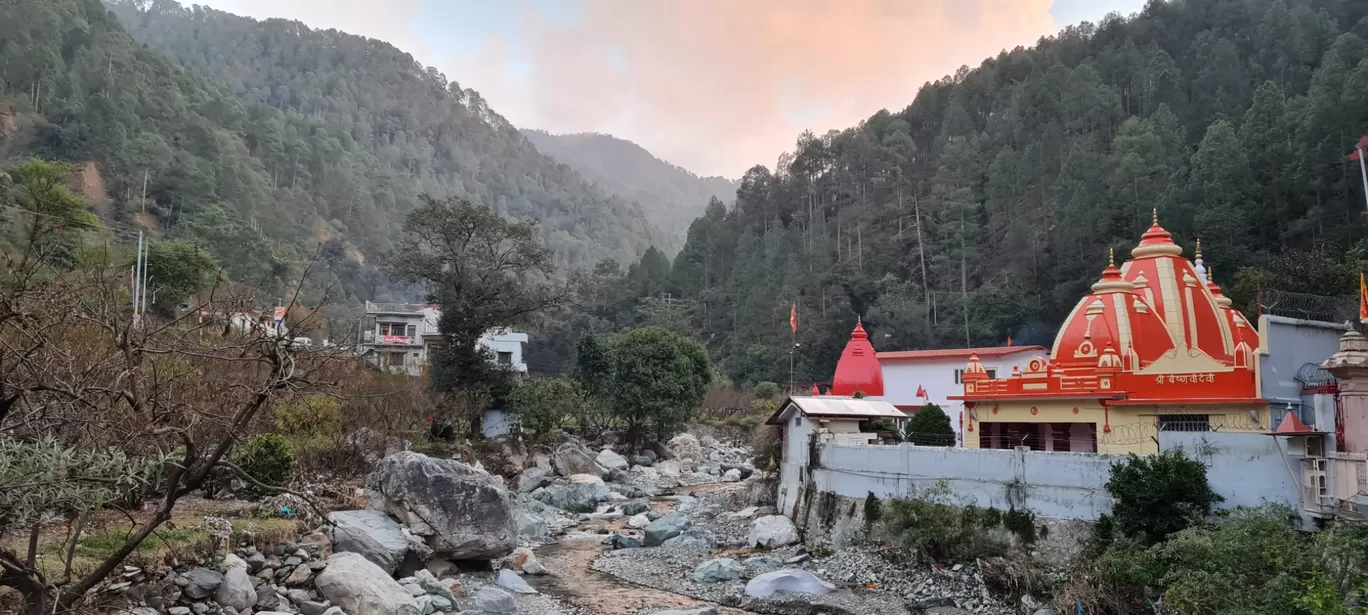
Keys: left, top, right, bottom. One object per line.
{"left": 765, "top": 396, "right": 906, "bottom": 425}
{"left": 877, "top": 346, "right": 1047, "bottom": 361}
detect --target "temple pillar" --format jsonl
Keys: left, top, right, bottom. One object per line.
{"left": 1321, "top": 330, "right": 1368, "bottom": 455}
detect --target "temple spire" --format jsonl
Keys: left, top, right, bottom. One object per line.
{"left": 1152, "top": 208, "right": 1158, "bottom": 224}
{"left": 1194, "top": 238, "right": 1207, "bottom": 284}
{"left": 1108, "top": 247, "right": 1115, "bottom": 268}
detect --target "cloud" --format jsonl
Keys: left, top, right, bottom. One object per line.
{"left": 195, "top": 0, "right": 1064, "bottom": 177}
{"left": 442, "top": 0, "right": 1058, "bottom": 177}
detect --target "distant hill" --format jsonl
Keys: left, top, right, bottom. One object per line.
{"left": 522, "top": 130, "right": 738, "bottom": 243}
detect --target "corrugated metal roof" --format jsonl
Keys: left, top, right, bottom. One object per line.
{"left": 877, "top": 345, "right": 1046, "bottom": 361}
{"left": 767, "top": 396, "right": 906, "bottom": 424}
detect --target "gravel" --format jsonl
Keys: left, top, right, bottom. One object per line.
{"left": 443, "top": 569, "right": 587, "bottom": 615}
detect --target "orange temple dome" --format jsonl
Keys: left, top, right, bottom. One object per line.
{"left": 1052, "top": 247, "right": 1176, "bottom": 371}
{"left": 831, "top": 320, "right": 885, "bottom": 397}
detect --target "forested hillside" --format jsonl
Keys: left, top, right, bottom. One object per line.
{"left": 0, "top": 0, "right": 661, "bottom": 315}
{"left": 522, "top": 130, "right": 738, "bottom": 243}
{"left": 531, "top": 0, "right": 1368, "bottom": 385}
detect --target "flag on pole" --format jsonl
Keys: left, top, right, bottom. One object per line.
{"left": 1006, "top": 335, "right": 1013, "bottom": 346}
{"left": 916, "top": 385, "right": 928, "bottom": 400}
{"left": 790, "top": 303, "right": 798, "bottom": 333}
{"left": 1350, "top": 136, "right": 1368, "bottom": 161}
{"left": 1360, "top": 273, "right": 1368, "bottom": 324}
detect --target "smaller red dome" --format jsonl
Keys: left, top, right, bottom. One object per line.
{"left": 831, "top": 320, "right": 885, "bottom": 397}
{"left": 1053, "top": 250, "right": 1175, "bottom": 370}
{"left": 1131, "top": 209, "right": 1184, "bottom": 259}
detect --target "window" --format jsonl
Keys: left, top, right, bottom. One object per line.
{"left": 378, "top": 322, "right": 407, "bottom": 336}
{"left": 1158, "top": 414, "right": 1210, "bottom": 432}
{"left": 497, "top": 351, "right": 513, "bottom": 366}
{"left": 953, "top": 368, "right": 997, "bottom": 384}
{"left": 386, "top": 352, "right": 406, "bottom": 367}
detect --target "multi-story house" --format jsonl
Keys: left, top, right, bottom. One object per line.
{"left": 359, "top": 301, "right": 528, "bottom": 376}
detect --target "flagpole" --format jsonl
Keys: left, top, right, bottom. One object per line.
{"left": 1357, "top": 143, "right": 1368, "bottom": 218}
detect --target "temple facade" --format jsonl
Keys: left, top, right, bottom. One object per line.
{"left": 951, "top": 213, "right": 1267, "bottom": 454}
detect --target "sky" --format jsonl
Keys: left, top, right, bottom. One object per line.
{"left": 193, "top": 0, "right": 1146, "bottom": 178}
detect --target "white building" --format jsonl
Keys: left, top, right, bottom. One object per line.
{"left": 359, "top": 301, "right": 528, "bottom": 376}
{"left": 877, "top": 346, "right": 1048, "bottom": 446}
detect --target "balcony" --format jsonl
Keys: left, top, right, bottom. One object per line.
{"left": 361, "top": 330, "right": 421, "bottom": 346}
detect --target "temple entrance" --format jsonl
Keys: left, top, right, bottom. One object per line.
{"left": 978, "top": 422, "right": 1097, "bottom": 452}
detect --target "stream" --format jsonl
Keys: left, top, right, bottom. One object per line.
{"left": 525, "top": 484, "right": 756, "bottom": 615}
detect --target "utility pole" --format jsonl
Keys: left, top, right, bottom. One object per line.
{"left": 140, "top": 169, "right": 148, "bottom": 214}
{"left": 1353, "top": 137, "right": 1368, "bottom": 218}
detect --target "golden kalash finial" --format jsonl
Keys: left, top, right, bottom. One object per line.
{"left": 1152, "top": 208, "right": 1159, "bottom": 224}
{"left": 1195, "top": 238, "right": 1203, "bottom": 260}
{"left": 1108, "top": 247, "right": 1115, "bottom": 267}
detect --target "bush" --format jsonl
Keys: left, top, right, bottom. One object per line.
{"left": 1104, "top": 449, "right": 1221, "bottom": 545}
{"left": 274, "top": 394, "right": 342, "bottom": 439}
{"left": 752, "top": 381, "right": 781, "bottom": 399}
{"left": 237, "top": 434, "right": 297, "bottom": 497}
{"left": 751, "top": 424, "right": 783, "bottom": 471}
{"left": 863, "top": 492, "right": 882, "bottom": 526}
{"left": 904, "top": 404, "right": 955, "bottom": 446}
{"left": 881, "top": 482, "right": 1007, "bottom": 562}
{"left": 509, "top": 377, "right": 589, "bottom": 435}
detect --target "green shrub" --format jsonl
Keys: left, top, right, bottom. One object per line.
{"left": 1002, "top": 509, "right": 1037, "bottom": 545}
{"left": 273, "top": 394, "right": 342, "bottom": 439}
{"left": 509, "top": 377, "right": 589, "bottom": 435}
{"left": 1104, "top": 450, "right": 1221, "bottom": 545}
{"left": 864, "top": 492, "right": 882, "bottom": 526}
{"left": 752, "top": 381, "right": 781, "bottom": 399}
{"left": 237, "top": 434, "right": 296, "bottom": 497}
{"left": 881, "top": 483, "right": 1007, "bottom": 562}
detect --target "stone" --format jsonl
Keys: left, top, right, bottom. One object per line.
{"left": 328, "top": 509, "right": 409, "bottom": 575}
{"left": 516, "top": 466, "right": 553, "bottom": 493}
{"left": 183, "top": 568, "right": 223, "bottom": 600}
{"left": 514, "top": 509, "right": 549, "bottom": 540}
{"left": 690, "top": 558, "right": 743, "bottom": 583}
{"left": 748, "top": 515, "right": 800, "bottom": 548}
{"left": 510, "top": 547, "right": 548, "bottom": 575}
{"left": 656, "top": 460, "right": 683, "bottom": 478}
{"left": 285, "top": 564, "right": 314, "bottom": 586}
{"left": 418, "top": 593, "right": 453, "bottom": 615}
{"left": 551, "top": 440, "right": 606, "bottom": 477}
{"left": 298, "top": 601, "right": 331, "bottom": 615}
{"left": 190, "top": 603, "right": 210, "bottom": 615}
{"left": 644, "top": 511, "right": 691, "bottom": 547}
{"left": 222, "top": 553, "right": 249, "bottom": 570}
{"left": 621, "top": 502, "right": 648, "bottom": 516}
{"left": 596, "top": 449, "right": 629, "bottom": 471}
{"left": 1033, "top": 610, "right": 1060, "bottom": 615}
{"left": 402, "top": 582, "right": 425, "bottom": 597}
{"left": 662, "top": 529, "right": 717, "bottom": 549}
{"left": 446, "top": 578, "right": 466, "bottom": 597}
{"left": 321, "top": 608, "right": 345, "bottom": 615}
{"left": 255, "top": 588, "right": 281, "bottom": 610}
{"left": 744, "top": 556, "right": 782, "bottom": 568}
{"left": 496, "top": 568, "right": 537, "bottom": 594}
{"left": 568, "top": 473, "right": 605, "bottom": 485}
{"left": 414, "top": 569, "right": 455, "bottom": 602}
{"left": 299, "top": 531, "right": 333, "bottom": 557}
{"left": 744, "top": 569, "right": 836, "bottom": 598}
{"left": 537, "top": 483, "right": 610, "bottom": 513}
{"left": 214, "top": 567, "right": 257, "bottom": 611}
{"left": 721, "top": 464, "right": 754, "bottom": 480}
{"left": 245, "top": 551, "right": 268, "bottom": 572}
{"left": 667, "top": 433, "right": 703, "bottom": 463}
{"left": 127, "top": 608, "right": 158, "bottom": 615}
{"left": 287, "top": 589, "right": 312, "bottom": 604}
{"left": 630, "top": 455, "right": 656, "bottom": 467}
{"left": 646, "top": 609, "right": 718, "bottom": 615}
{"left": 315, "top": 551, "right": 420, "bottom": 615}
{"left": 368, "top": 451, "right": 518, "bottom": 560}
{"left": 605, "top": 534, "right": 642, "bottom": 549}
{"left": 424, "top": 557, "right": 458, "bottom": 579}
{"left": 627, "top": 513, "right": 652, "bottom": 529}
{"left": 474, "top": 587, "right": 518, "bottom": 614}
{"left": 721, "top": 469, "right": 742, "bottom": 482}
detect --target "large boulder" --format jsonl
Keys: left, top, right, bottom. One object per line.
{"left": 328, "top": 509, "right": 410, "bottom": 574}
{"left": 514, "top": 509, "right": 549, "bottom": 540}
{"left": 596, "top": 449, "right": 629, "bottom": 471}
{"left": 663, "top": 529, "right": 717, "bottom": 549}
{"left": 552, "top": 440, "right": 606, "bottom": 477}
{"left": 748, "top": 515, "right": 800, "bottom": 548}
{"left": 644, "top": 511, "right": 691, "bottom": 547}
{"left": 744, "top": 569, "right": 835, "bottom": 598}
{"left": 474, "top": 587, "right": 517, "bottom": 614}
{"left": 214, "top": 567, "right": 256, "bottom": 611}
{"left": 667, "top": 433, "right": 703, "bottom": 463}
{"left": 315, "top": 552, "right": 420, "bottom": 615}
{"left": 496, "top": 568, "right": 537, "bottom": 594}
{"left": 368, "top": 452, "right": 517, "bottom": 560}
{"left": 182, "top": 568, "right": 223, "bottom": 600}
{"left": 691, "top": 558, "right": 743, "bottom": 583}
{"left": 516, "top": 466, "right": 553, "bottom": 493}
{"left": 536, "top": 482, "right": 609, "bottom": 513}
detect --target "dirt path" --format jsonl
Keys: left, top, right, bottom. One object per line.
{"left": 526, "top": 484, "right": 755, "bottom": 615}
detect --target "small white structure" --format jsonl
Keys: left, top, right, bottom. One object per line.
{"left": 767, "top": 396, "right": 907, "bottom": 446}
{"left": 878, "top": 346, "right": 1047, "bottom": 445}
{"left": 360, "top": 301, "right": 529, "bottom": 377}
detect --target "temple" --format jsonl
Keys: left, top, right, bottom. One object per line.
{"left": 830, "top": 320, "right": 884, "bottom": 397}
{"left": 949, "top": 212, "right": 1266, "bottom": 454}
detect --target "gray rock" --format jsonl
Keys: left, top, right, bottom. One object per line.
{"left": 509, "top": 547, "right": 548, "bottom": 575}
{"left": 214, "top": 567, "right": 257, "bottom": 611}
{"left": 255, "top": 588, "right": 282, "bottom": 610}
{"left": 298, "top": 601, "right": 331, "bottom": 615}
{"left": 286, "top": 589, "right": 312, "bottom": 604}
{"left": 748, "top": 515, "right": 800, "bottom": 548}
{"left": 721, "top": 468, "right": 742, "bottom": 482}
{"left": 401, "top": 582, "right": 425, "bottom": 597}
{"left": 328, "top": 509, "right": 410, "bottom": 575}
{"left": 644, "top": 511, "right": 691, "bottom": 546}
{"left": 605, "top": 534, "right": 642, "bottom": 549}
{"left": 425, "top": 558, "right": 458, "bottom": 579}
{"left": 744, "top": 569, "right": 835, "bottom": 598}
{"left": 368, "top": 451, "right": 518, "bottom": 560}
{"left": 190, "top": 603, "right": 210, "bottom": 615}
{"left": 168, "top": 608, "right": 192, "bottom": 615}
{"left": 245, "top": 551, "right": 268, "bottom": 572}
{"left": 536, "top": 483, "right": 610, "bottom": 513}
{"left": 183, "top": 568, "right": 223, "bottom": 600}
{"left": 596, "top": 449, "right": 629, "bottom": 471}
{"left": 646, "top": 609, "right": 718, "bottom": 615}
{"left": 1033, "top": 609, "right": 1060, "bottom": 615}
{"left": 496, "top": 568, "right": 537, "bottom": 594}
{"left": 620, "top": 502, "right": 648, "bottom": 516}
{"left": 474, "top": 587, "right": 518, "bottom": 614}
{"left": 662, "top": 529, "right": 717, "bottom": 549}
{"left": 552, "top": 440, "right": 607, "bottom": 477}
{"left": 417, "top": 593, "right": 453, "bottom": 615}
{"left": 630, "top": 455, "right": 656, "bottom": 467}
{"left": 744, "top": 556, "right": 782, "bottom": 568}
{"left": 321, "top": 608, "right": 346, "bottom": 615}
{"left": 285, "top": 563, "right": 314, "bottom": 586}
{"left": 127, "top": 608, "right": 158, "bottom": 615}
{"left": 690, "top": 558, "right": 743, "bottom": 583}
{"left": 516, "top": 466, "right": 553, "bottom": 493}
{"left": 515, "top": 509, "right": 549, "bottom": 540}
{"left": 222, "top": 553, "right": 249, "bottom": 570}
{"left": 315, "top": 552, "right": 419, "bottom": 615}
